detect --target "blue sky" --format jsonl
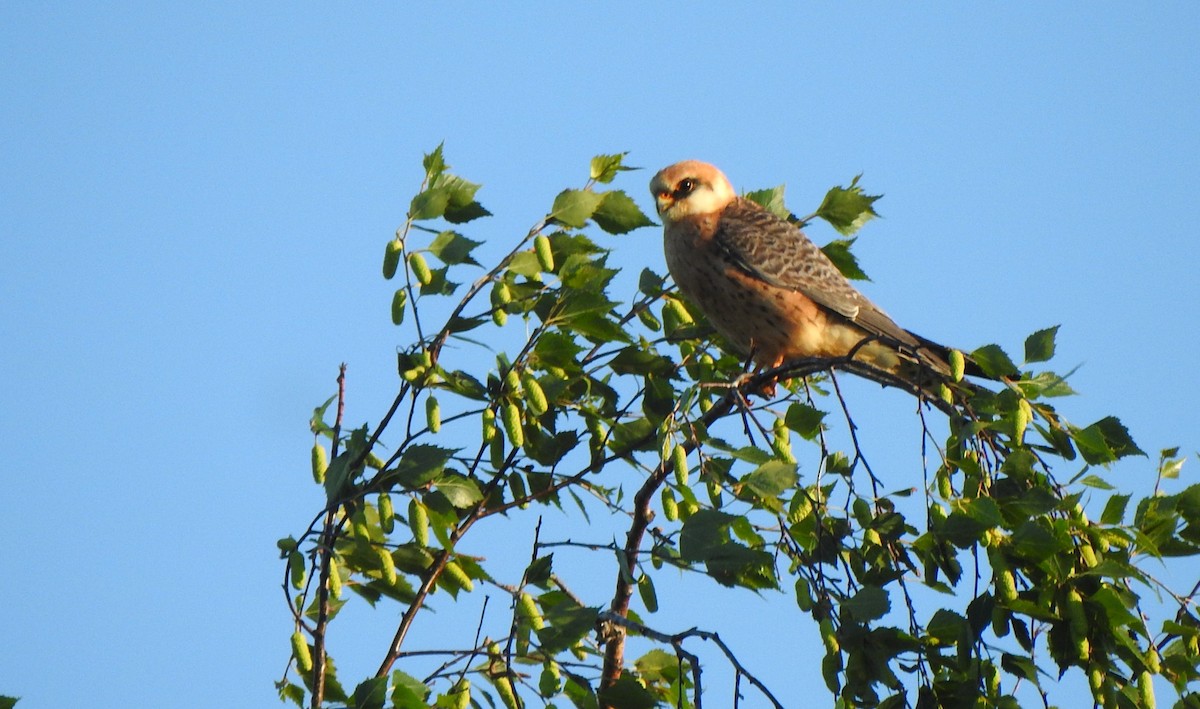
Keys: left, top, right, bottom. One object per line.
{"left": 2, "top": 4, "right": 1198, "bottom": 707}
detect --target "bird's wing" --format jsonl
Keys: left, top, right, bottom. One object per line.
{"left": 715, "top": 198, "right": 920, "bottom": 348}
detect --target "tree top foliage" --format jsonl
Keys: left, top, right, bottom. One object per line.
{"left": 278, "top": 146, "right": 1198, "bottom": 709}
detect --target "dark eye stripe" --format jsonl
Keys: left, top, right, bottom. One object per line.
{"left": 673, "top": 178, "right": 697, "bottom": 199}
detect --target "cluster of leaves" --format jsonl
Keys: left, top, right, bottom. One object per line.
{"left": 279, "top": 147, "right": 1200, "bottom": 709}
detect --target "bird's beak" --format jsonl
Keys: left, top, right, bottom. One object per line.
{"left": 653, "top": 190, "right": 673, "bottom": 216}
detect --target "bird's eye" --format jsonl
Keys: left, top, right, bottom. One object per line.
{"left": 675, "top": 178, "right": 697, "bottom": 198}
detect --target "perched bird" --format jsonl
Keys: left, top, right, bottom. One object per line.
{"left": 650, "top": 160, "right": 986, "bottom": 399}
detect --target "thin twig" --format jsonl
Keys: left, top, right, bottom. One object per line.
{"left": 597, "top": 612, "right": 786, "bottom": 709}
{"left": 310, "top": 364, "right": 346, "bottom": 709}
{"left": 374, "top": 445, "right": 519, "bottom": 677}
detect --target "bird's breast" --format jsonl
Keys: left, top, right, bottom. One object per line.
{"left": 663, "top": 219, "right": 853, "bottom": 366}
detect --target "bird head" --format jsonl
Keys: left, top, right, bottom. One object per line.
{"left": 650, "top": 161, "right": 736, "bottom": 225}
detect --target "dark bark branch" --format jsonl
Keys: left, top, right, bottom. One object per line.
{"left": 310, "top": 364, "right": 346, "bottom": 709}
{"left": 597, "top": 611, "right": 786, "bottom": 709}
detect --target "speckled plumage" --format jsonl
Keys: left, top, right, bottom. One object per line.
{"left": 650, "top": 160, "right": 958, "bottom": 389}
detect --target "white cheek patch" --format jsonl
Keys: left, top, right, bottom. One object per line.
{"left": 667, "top": 187, "right": 730, "bottom": 221}
{"left": 688, "top": 190, "right": 724, "bottom": 214}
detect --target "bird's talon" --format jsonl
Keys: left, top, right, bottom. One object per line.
{"left": 731, "top": 372, "right": 778, "bottom": 400}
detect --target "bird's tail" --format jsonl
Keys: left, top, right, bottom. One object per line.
{"left": 907, "top": 332, "right": 1000, "bottom": 381}
{"left": 845, "top": 332, "right": 1003, "bottom": 413}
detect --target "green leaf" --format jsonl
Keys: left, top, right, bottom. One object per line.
{"left": 547, "top": 230, "right": 606, "bottom": 258}
{"left": 609, "top": 346, "right": 676, "bottom": 378}
{"left": 926, "top": 608, "right": 966, "bottom": 642}
{"left": 959, "top": 497, "right": 1003, "bottom": 527}
{"left": 592, "top": 190, "right": 656, "bottom": 234}
{"left": 350, "top": 677, "right": 388, "bottom": 709}
{"left": 680, "top": 511, "right": 739, "bottom": 562}
{"left": 1101, "top": 494, "right": 1131, "bottom": 525}
{"left": 942, "top": 510, "right": 991, "bottom": 548}
{"left": 815, "top": 175, "right": 881, "bottom": 236}
{"left": 679, "top": 510, "right": 776, "bottom": 588}
{"left": 1088, "top": 586, "right": 1140, "bottom": 627}
{"left": 609, "top": 417, "right": 655, "bottom": 453}
{"left": 821, "top": 238, "right": 869, "bottom": 281}
{"left": 597, "top": 672, "right": 657, "bottom": 709}
{"left": 436, "top": 369, "right": 486, "bottom": 400}
{"left": 558, "top": 253, "right": 619, "bottom": 292}
{"left": 1033, "top": 420, "right": 1076, "bottom": 460}
{"left": 614, "top": 543, "right": 632, "bottom": 590}
{"left": 562, "top": 672, "right": 598, "bottom": 707}
{"left": 724, "top": 446, "right": 772, "bottom": 465}
{"left": 1000, "top": 653, "right": 1041, "bottom": 686}
{"left": 314, "top": 653, "right": 349, "bottom": 703}
{"left": 409, "top": 187, "right": 451, "bottom": 221}
{"left": 550, "top": 189, "right": 605, "bottom": 228}
{"left": 638, "top": 267, "right": 667, "bottom": 296}
{"left": 1160, "top": 450, "right": 1186, "bottom": 480}
{"left": 971, "top": 344, "right": 1019, "bottom": 378}
{"left": 276, "top": 535, "right": 298, "bottom": 555}
{"left": 428, "top": 231, "right": 483, "bottom": 266}
{"left": 310, "top": 394, "right": 337, "bottom": 436}
{"left": 998, "top": 483, "right": 1060, "bottom": 520}
{"left": 1162, "top": 620, "right": 1200, "bottom": 637}
{"left": 563, "top": 310, "right": 632, "bottom": 344}
{"left": 730, "top": 515, "right": 765, "bottom": 547}
{"left": 524, "top": 428, "right": 581, "bottom": 467}
{"left": 444, "top": 200, "right": 491, "bottom": 223}
{"left": 531, "top": 331, "right": 586, "bottom": 372}
{"left": 0, "top": 698, "right": 20, "bottom": 709}
{"left": 525, "top": 554, "right": 554, "bottom": 588}
{"left": 1079, "top": 474, "right": 1115, "bottom": 490}
{"left": 278, "top": 682, "right": 304, "bottom": 708}
{"left": 541, "top": 288, "right": 617, "bottom": 322}
{"left": 389, "top": 671, "right": 430, "bottom": 709}
{"left": 1011, "top": 519, "right": 1070, "bottom": 562}
{"left": 1095, "top": 416, "right": 1144, "bottom": 459}
{"left": 1178, "top": 487, "right": 1200, "bottom": 530}
{"left": 634, "top": 649, "right": 682, "bottom": 681}
{"left": 422, "top": 143, "right": 447, "bottom": 179}
{"left": 741, "top": 460, "right": 799, "bottom": 499}
{"left": 1023, "top": 325, "right": 1060, "bottom": 363}
{"left": 436, "top": 474, "right": 483, "bottom": 509}
{"left": 323, "top": 452, "right": 355, "bottom": 502}
{"left": 506, "top": 250, "right": 543, "bottom": 278}
{"left": 844, "top": 585, "right": 890, "bottom": 621}
{"left": 744, "top": 185, "right": 791, "bottom": 220}
{"left": 785, "top": 403, "right": 827, "bottom": 440}
{"left": 418, "top": 266, "right": 458, "bottom": 297}
{"left": 1073, "top": 416, "right": 1145, "bottom": 465}
{"left": 434, "top": 174, "right": 481, "bottom": 208}
{"left": 390, "top": 445, "right": 456, "bottom": 489}
{"left": 435, "top": 175, "right": 491, "bottom": 223}
{"left": 590, "top": 152, "right": 637, "bottom": 184}
{"left": 640, "top": 375, "right": 674, "bottom": 420}
{"left": 1013, "top": 370, "right": 1077, "bottom": 398}
{"left": 536, "top": 601, "right": 600, "bottom": 654}
{"left": 447, "top": 315, "right": 485, "bottom": 334}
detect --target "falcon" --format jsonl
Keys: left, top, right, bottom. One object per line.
{"left": 650, "top": 160, "right": 985, "bottom": 398}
